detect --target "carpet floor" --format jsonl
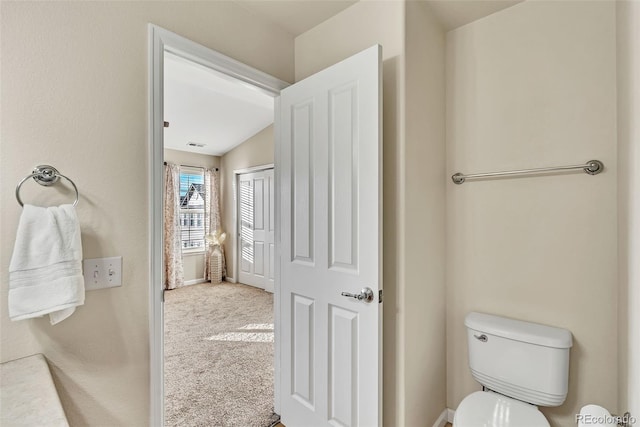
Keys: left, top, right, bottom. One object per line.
{"left": 164, "top": 282, "right": 277, "bottom": 427}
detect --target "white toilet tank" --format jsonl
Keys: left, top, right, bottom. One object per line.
{"left": 465, "top": 312, "right": 573, "bottom": 407}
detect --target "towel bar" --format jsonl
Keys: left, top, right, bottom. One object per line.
{"left": 15, "top": 165, "right": 79, "bottom": 207}
{"left": 452, "top": 160, "right": 604, "bottom": 185}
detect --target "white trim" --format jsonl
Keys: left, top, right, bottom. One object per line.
{"left": 432, "top": 408, "right": 455, "bottom": 427}
{"left": 160, "top": 30, "right": 288, "bottom": 97}
{"left": 148, "top": 24, "right": 289, "bottom": 426}
{"left": 184, "top": 278, "right": 207, "bottom": 286}
{"left": 148, "top": 24, "right": 165, "bottom": 427}
{"left": 432, "top": 409, "right": 449, "bottom": 427}
{"left": 273, "top": 96, "right": 281, "bottom": 414}
{"left": 224, "top": 276, "right": 237, "bottom": 284}
{"left": 233, "top": 163, "right": 275, "bottom": 175}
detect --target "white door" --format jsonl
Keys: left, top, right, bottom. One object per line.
{"left": 279, "top": 45, "right": 382, "bottom": 427}
{"left": 238, "top": 169, "right": 275, "bottom": 292}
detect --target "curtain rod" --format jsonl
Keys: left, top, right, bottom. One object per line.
{"left": 164, "top": 161, "right": 218, "bottom": 171}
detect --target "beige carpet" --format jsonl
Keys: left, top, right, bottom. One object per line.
{"left": 164, "top": 282, "right": 277, "bottom": 427}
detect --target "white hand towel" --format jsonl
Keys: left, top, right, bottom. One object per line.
{"left": 9, "top": 204, "right": 85, "bottom": 325}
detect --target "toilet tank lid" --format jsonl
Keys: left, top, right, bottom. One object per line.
{"left": 465, "top": 312, "right": 573, "bottom": 349}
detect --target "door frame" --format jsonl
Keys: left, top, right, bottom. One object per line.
{"left": 232, "top": 164, "right": 274, "bottom": 289}
{"left": 148, "top": 24, "right": 288, "bottom": 426}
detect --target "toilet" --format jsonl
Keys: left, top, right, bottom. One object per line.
{"left": 453, "top": 312, "right": 573, "bottom": 427}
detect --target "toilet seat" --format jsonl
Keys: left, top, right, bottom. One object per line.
{"left": 453, "top": 391, "right": 550, "bottom": 427}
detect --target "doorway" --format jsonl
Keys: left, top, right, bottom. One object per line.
{"left": 148, "top": 25, "right": 288, "bottom": 426}
{"left": 162, "top": 53, "right": 278, "bottom": 426}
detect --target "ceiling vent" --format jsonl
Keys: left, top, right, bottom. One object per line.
{"left": 187, "top": 142, "right": 206, "bottom": 148}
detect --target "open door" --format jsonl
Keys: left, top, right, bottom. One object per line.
{"left": 279, "top": 45, "right": 382, "bottom": 427}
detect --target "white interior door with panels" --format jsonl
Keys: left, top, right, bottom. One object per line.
{"left": 279, "top": 45, "right": 382, "bottom": 427}
{"left": 238, "top": 168, "right": 275, "bottom": 292}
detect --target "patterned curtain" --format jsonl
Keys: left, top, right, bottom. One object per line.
{"left": 164, "top": 163, "right": 184, "bottom": 290}
{"left": 204, "top": 168, "right": 226, "bottom": 280}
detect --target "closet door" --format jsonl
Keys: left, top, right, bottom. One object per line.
{"left": 238, "top": 169, "right": 274, "bottom": 292}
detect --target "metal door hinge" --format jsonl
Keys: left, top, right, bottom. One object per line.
{"left": 379, "top": 290, "right": 383, "bottom": 303}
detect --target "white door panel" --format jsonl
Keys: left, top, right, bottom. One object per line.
{"left": 280, "top": 45, "right": 382, "bottom": 427}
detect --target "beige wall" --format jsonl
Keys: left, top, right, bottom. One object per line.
{"left": 2, "top": 1, "right": 628, "bottom": 425}
{"left": 164, "top": 149, "right": 220, "bottom": 283}
{"left": 617, "top": 0, "right": 640, "bottom": 418}
{"left": 0, "top": 2, "right": 292, "bottom": 425}
{"left": 403, "top": 2, "right": 447, "bottom": 425}
{"left": 220, "top": 125, "right": 274, "bottom": 281}
{"left": 164, "top": 149, "right": 220, "bottom": 170}
{"left": 296, "top": 1, "right": 447, "bottom": 424}
{"left": 445, "top": 2, "right": 618, "bottom": 426}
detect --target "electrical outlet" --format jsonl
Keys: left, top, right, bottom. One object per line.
{"left": 83, "top": 256, "right": 122, "bottom": 291}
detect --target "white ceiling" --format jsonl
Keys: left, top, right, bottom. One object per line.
{"left": 236, "top": 0, "right": 523, "bottom": 35}
{"left": 163, "top": 52, "right": 274, "bottom": 157}
{"left": 235, "top": 0, "right": 358, "bottom": 36}
{"left": 425, "top": 0, "right": 524, "bottom": 31}
{"left": 164, "top": 0, "right": 524, "bottom": 157}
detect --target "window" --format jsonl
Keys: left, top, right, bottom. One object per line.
{"left": 179, "top": 167, "right": 206, "bottom": 251}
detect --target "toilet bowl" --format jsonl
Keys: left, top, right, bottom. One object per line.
{"left": 454, "top": 312, "right": 573, "bottom": 427}
{"left": 454, "top": 391, "right": 549, "bottom": 427}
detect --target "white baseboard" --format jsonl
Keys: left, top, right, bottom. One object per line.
{"left": 184, "top": 278, "right": 207, "bottom": 286}
{"left": 447, "top": 408, "right": 456, "bottom": 423}
{"left": 432, "top": 408, "right": 455, "bottom": 427}
{"left": 433, "top": 409, "right": 448, "bottom": 427}
{"left": 225, "top": 276, "right": 236, "bottom": 283}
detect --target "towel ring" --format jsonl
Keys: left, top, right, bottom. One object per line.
{"left": 16, "top": 165, "right": 79, "bottom": 207}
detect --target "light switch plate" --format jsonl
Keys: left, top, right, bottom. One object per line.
{"left": 83, "top": 256, "right": 122, "bottom": 291}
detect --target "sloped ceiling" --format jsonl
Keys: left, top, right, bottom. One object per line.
{"left": 163, "top": 53, "right": 274, "bottom": 157}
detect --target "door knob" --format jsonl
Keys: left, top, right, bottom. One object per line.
{"left": 341, "top": 287, "right": 374, "bottom": 303}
